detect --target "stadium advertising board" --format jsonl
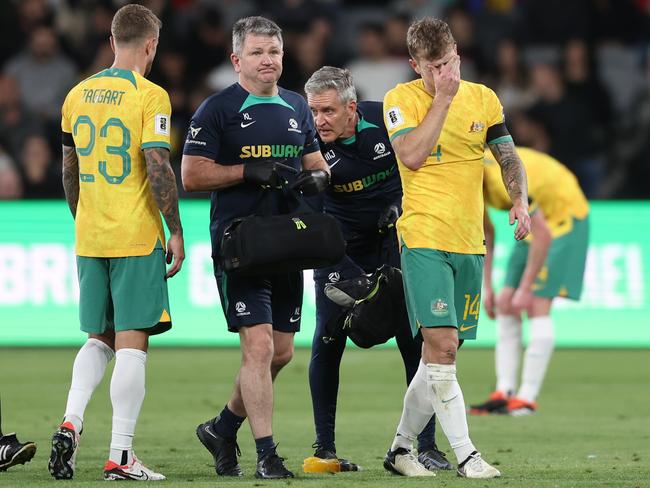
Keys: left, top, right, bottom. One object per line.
{"left": 0, "top": 201, "right": 648, "bottom": 347}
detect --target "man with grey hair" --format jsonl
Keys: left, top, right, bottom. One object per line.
{"left": 182, "top": 16, "right": 329, "bottom": 479}
{"left": 304, "top": 66, "right": 451, "bottom": 473}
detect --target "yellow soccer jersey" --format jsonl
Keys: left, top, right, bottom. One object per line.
{"left": 61, "top": 68, "right": 171, "bottom": 257}
{"left": 384, "top": 79, "right": 504, "bottom": 254}
{"left": 484, "top": 147, "right": 589, "bottom": 237}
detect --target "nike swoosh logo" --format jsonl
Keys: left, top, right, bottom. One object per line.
{"left": 459, "top": 324, "right": 477, "bottom": 332}
{"left": 128, "top": 471, "right": 149, "bottom": 480}
{"left": 289, "top": 315, "right": 301, "bottom": 323}
{"left": 240, "top": 120, "right": 256, "bottom": 128}
{"left": 328, "top": 158, "right": 341, "bottom": 168}
{"left": 441, "top": 394, "right": 459, "bottom": 404}
{"left": 204, "top": 425, "right": 218, "bottom": 439}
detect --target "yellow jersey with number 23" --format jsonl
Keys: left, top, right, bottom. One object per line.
{"left": 384, "top": 79, "right": 504, "bottom": 255}
{"left": 61, "top": 68, "right": 171, "bottom": 258}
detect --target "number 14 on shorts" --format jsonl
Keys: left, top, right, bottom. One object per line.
{"left": 463, "top": 293, "right": 480, "bottom": 321}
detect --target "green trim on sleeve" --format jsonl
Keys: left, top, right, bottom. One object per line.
{"left": 487, "top": 135, "right": 513, "bottom": 145}
{"left": 141, "top": 141, "right": 171, "bottom": 151}
{"left": 389, "top": 127, "right": 415, "bottom": 142}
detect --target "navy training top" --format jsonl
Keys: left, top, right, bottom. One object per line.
{"left": 183, "top": 83, "right": 320, "bottom": 258}
{"left": 320, "top": 101, "right": 402, "bottom": 239}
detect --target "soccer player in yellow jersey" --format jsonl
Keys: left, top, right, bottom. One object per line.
{"left": 48, "top": 4, "right": 184, "bottom": 482}
{"left": 382, "top": 18, "right": 530, "bottom": 479}
{"left": 471, "top": 147, "right": 589, "bottom": 416}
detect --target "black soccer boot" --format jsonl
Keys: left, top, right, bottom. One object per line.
{"left": 469, "top": 391, "right": 509, "bottom": 415}
{"left": 313, "top": 443, "right": 361, "bottom": 471}
{"left": 48, "top": 422, "right": 79, "bottom": 479}
{"left": 0, "top": 433, "right": 37, "bottom": 471}
{"left": 196, "top": 417, "right": 243, "bottom": 476}
{"left": 313, "top": 442, "right": 337, "bottom": 460}
{"left": 417, "top": 444, "right": 453, "bottom": 470}
{"left": 255, "top": 446, "right": 294, "bottom": 479}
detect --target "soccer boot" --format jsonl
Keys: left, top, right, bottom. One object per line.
{"left": 0, "top": 433, "right": 37, "bottom": 471}
{"left": 303, "top": 443, "right": 361, "bottom": 473}
{"left": 103, "top": 455, "right": 165, "bottom": 481}
{"left": 48, "top": 422, "right": 79, "bottom": 479}
{"left": 256, "top": 447, "right": 294, "bottom": 479}
{"left": 469, "top": 390, "right": 509, "bottom": 415}
{"left": 324, "top": 265, "right": 390, "bottom": 307}
{"left": 383, "top": 447, "right": 435, "bottom": 477}
{"left": 507, "top": 396, "right": 537, "bottom": 416}
{"left": 457, "top": 451, "right": 501, "bottom": 478}
{"left": 417, "top": 444, "right": 453, "bottom": 470}
{"left": 196, "top": 417, "right": 243, "bottom": 476}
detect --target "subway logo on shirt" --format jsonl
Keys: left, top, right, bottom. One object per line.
{"left": 333, "top": 165, "right": 397, "bottom": 193}
{"left": 240, "top": 144, "right": 304, "bottom": 158}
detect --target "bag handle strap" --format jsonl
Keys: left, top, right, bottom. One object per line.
{"left": 270, "top": 162, "right": 315, "bottom": 215}
{"left": 252, "top": 161, "right": 318, "bottom": 216}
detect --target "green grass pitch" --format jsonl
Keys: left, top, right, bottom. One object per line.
{"left": 1, "top": 348, "right": 649, "bottom": 487}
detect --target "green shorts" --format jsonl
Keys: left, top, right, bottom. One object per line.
{"left": 76, "top": 243, "right": 171, "bottom": 335}
{"left": 504, "top": 216, "right": 589, "bottom": 300}
{"left": 401, "top": 245, "right": 484, "bottom": 341}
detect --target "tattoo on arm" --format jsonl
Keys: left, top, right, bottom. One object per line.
{"left": 490, "top": 141, "right": 528, "bottom": 204}
{"left": 144, "top": 148, "right": 183, "bottom": 235}
{"left": 62, "top": 145, "right": 79, "bottom": 218}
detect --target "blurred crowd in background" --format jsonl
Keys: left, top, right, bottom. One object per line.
{"left": 0, "top": 0, "right": 649, "bottom": 201}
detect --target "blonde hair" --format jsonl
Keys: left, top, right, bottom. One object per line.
{"left": 407, "top": 17, "right": 455, "bottom": 60}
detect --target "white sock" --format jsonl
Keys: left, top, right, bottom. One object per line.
{"left": 109, "top": 348, "right": 147, "bottom": 465}
{"left": 518, "top": 316, "right": 554, "bottom": 403}
{"left": 64, "top": 338, "right": 115, "bottom": 432}
{"left": 495, "top": 315, "right": 522, "bottom": 395}
{"left": 391, "top": 361, "right": 433, "bottom": 452}
{"left": 426, "top": 363, "right": 476, "bottom": 464}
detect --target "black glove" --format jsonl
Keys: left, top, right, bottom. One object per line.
{"left": 377, "top": 204, "right": 400, "bottom": 234}
{"left": 243, "top": 161, "right": 297, "bottom": 188}
{"left": 290, "top": 169, "right": 330, "bottom": 196}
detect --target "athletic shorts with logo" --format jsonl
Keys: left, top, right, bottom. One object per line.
{"left": 505, "top": 216, "right": 589, "bottom": 300}
{"left": 214, "top": 262, "right": 303, "bottom": 333}
{"left": 401, "top": 244, "right": 484, "bottom": 340}
{"left": 76, "top": 242, "right": 171, "bottom": 335}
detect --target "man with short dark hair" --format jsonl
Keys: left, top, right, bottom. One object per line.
{"left": 49, "top": 4, "right": 184, "bottom": 481}
{"left": 182, "top": 16, "right": 329, "bottom": 480}
{"left": 382, "top": 17, "right": 530, "bottom": 478}
{"left": 303, "top": 65, "right": 450, "bottom": 474}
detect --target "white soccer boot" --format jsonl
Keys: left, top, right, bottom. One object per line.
{"left": 383, "top": 447, "right": 435, "bottom": 476}
{"left": 457, "top": 451, "right": 501, "bottom": 478}
{"left": 103, "top": 454, "right": 166, "bottom": 481}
